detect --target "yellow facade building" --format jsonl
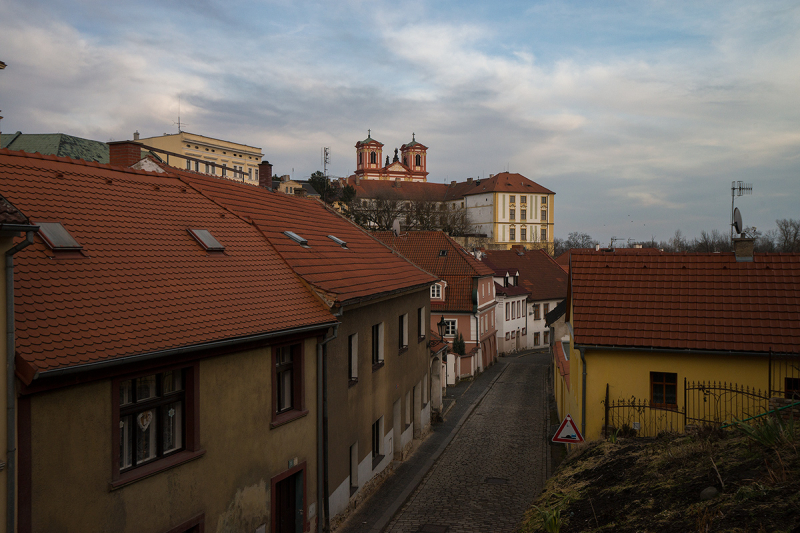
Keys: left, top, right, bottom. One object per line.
{"left": 559, "top": 245, "right": 800, "bottom": 441}
{"left": 135, "top": 131, "right": 264, "bottom": 186}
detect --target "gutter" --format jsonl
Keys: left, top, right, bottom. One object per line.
{"left": 34, "top": 321, "right": 339, "bottom": 381}
{"left": 573, "top": 343, "right": 785, "bottom": 358}
{"left": 318, "top": 313, "right": 340, "bottom": 533}
{"left": 6, "top": 227, "right": 36, "bottom": 533}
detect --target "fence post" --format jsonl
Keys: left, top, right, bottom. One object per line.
{"left": 684, "top": 377, "right": 687, "bottom": 429}
{"left": 604, "top": 383, "right": 609, "bottom": 439}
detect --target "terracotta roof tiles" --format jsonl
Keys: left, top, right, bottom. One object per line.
{"left": 373, "top": 231, "right": 493, "bottom": 312}
{"left": 176, "top": 173, "right": 437, "bottom": 305}
{"left": 0, "top": 149, "right": 335, "bottom": 374}
{"left": 483, "top": 248, "right": 568, "bottom": 301}
{"left": 569, "top": 249, "right": 800, "bottom": 353}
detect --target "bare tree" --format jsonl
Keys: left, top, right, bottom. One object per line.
{"left": 405, "top": 200, "right": 440, "bottom": 230}
{"left": 775, "top": 218, "right": 800, "bottom": 252}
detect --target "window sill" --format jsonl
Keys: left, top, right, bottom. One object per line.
{"left": 372, "top": 361, "right": 384, "bottom": 372}
{"left": 418, "top": 336, "right": 426, "bottom": 343}
{"left": 270, "top": 408, "right": 310, "bottom": 429}
{"left": 110, "top": 448, "right": 205, "bottom": 490}
{"left": 348, "top": 378, "right": 358, "bottom": 388}
{"left": 372, "top": 454, "right": 384, "bottom": 470}
{"left": 398, "top": 346, "right": 408, "bottom": 356}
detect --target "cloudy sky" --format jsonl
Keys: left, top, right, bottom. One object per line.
{"left": 1, "top": 0, "right": 798, "bottom": 242}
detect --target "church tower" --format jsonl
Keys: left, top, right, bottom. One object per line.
{"left": 400, "top": 133, "right": 428, "bottom": 181}
{"left": 355, "top": 130, "right": 383, "bottom": 177}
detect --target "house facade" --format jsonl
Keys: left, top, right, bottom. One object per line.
{"left": 134, "top": 131, "right": 264, "bottom": 186}
{"left": 173, "top": 166, "right": 438, "bottom": 524}
{"left": 373, "top": 231, "right": 498, "bottom": 384}
{"left": 1, "top": 148, "right": 337, "bottom": 533}
{"left": 562, "top": 244, "right": 800, "bottom": 441}
{"left": 482, "top": 248, "right": 568, "bottom": 351}
{"left": 342, "top": 166, "right": 556, "bottom": 251}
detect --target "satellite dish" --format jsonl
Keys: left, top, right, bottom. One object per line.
{"left": 733, "top": 207, "right": 743, "bottom": 235}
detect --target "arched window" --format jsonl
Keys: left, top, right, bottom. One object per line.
{"left": 358, "top": 153, "right": 362, "bottom": 165}
{"left": 403, "top": 156, "right": 407, "bottom": 166}
{"left": 370, "top": 151, "right": 376, "bottom": 164}
{"left": 416, "top": 154, "right": 421, "bottom": 167}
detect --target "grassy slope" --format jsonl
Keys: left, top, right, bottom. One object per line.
{"left": 520, "top": 427, "right": 800, "bottom": 533}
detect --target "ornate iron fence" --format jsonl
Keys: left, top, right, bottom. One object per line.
{"left": 684, "top": 380, "right": 769, "bottom": 425}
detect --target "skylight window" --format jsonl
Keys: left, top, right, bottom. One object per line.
{"left": 327, "top": 235, "right": 347, "bottom": 249}
{"left": 439, "top": 250, "right": 448, "bottom": 257}
{"left": 188, "top": 229, "right": 225, "bottom": 251}
{"left": 284, "top": 231, "right": 309, "bottom": 247}
{"left": 38, "top": 222, "right": 82, "bottom": 251}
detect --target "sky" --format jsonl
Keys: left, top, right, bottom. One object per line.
{"left": 1, "top": 0, "right": 798, "bottom": 243}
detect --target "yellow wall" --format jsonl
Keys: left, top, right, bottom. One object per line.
{"left": 138, "top": 132, "right": 263, "bottom": 186}
{"left": 28, "top": 337, "right": 318, "bottom": 533}
{"left": 563, "top": 342, "right": 769, "bottom": 440}
{"left": 491, "top": 192, "right": 555, "bottom": 251}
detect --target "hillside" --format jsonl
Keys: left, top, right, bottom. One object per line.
{"left": 520, "top": 419, "right": 800, "bottom": 532}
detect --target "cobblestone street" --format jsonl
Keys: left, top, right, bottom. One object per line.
{"left": 384, "top": 352, "right": 550, "bottom": 533}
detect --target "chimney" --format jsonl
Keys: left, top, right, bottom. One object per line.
{"left": 258, "top": 160, "right": 273, "bottom": 189}
{"left": 467, "top": 177, "right": 473, "bottom": 183}
{"left": 108, "top": 140, "right": 144, "bottom": 167}
{"left": 133, "top": 130, "right": 140, "bottom": 141}
{"left": 450, "top": 180, "right": 457, "bottom": 186}
{"left": 733, "top": 237, "right": 755, "bottom": 262}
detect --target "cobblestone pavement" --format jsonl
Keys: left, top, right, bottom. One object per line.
{"left": 335, "top": 359, "right": 510, "bottom": 533}
{"left": 384, "top": 352, "right": 550, "bottom": 533}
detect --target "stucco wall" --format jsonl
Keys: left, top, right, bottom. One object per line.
{"left": 571, "top": 347, "right": 769, "bottom": 440}
{"left": 26, "top": 337, "right": 319, "bottom": 533}
{"left": 326, "top": 289, "right": 431, "bottom": 519}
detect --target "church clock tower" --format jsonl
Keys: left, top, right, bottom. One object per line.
{"left": 355, "top": 130, "right": 383, "bottom": 177}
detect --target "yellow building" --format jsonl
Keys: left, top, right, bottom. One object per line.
{"left": 135, "top": 131, "right": 264, "bottom": 186}
{"left": 444, "top": 173, "right": 555, "bottom": 251}
{"left": 560, "top": 244, "right": 800, "bottom": 441}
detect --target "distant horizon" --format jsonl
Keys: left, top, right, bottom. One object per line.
{"left": 1, "top": 1, "right": 797, "bottom": 243}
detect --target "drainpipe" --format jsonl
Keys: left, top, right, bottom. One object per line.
{"left": 317, "top": 319, "right": 339, "bottom": 533}
{"left": 579, "top": 346, "right": 587, "bottom": 438}
{"left": 6, "top": 229, "right": 35, "bottom": 533}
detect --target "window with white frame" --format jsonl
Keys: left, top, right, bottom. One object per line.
{"left": 505, "top": 302, "right": 510, "bottom": 321}
{"left": 430, "top": 284, "right": 442, "bottom": 299}
{"left": 444, "top": 319, "right": 457, "bottom": 336}
{"left": 417, "top": 307, "right": 425, "bottom": 340}
{"left": 371, "top": 416, "right": 384, "bottom": 463}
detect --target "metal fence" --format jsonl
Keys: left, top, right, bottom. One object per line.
{"left": 684, "top": 380, "right": 769, "bottom": 425}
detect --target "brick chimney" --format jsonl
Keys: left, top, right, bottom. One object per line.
{"left": 258, "top": 160, "right": 273, "bottom": 189}
{"left": 108, "top": 140, "right": 144, "bottom": 167}
{"left": 733, "top": 237, "right": 755, "bottom": 262}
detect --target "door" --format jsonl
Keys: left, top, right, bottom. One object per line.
{"left": 275, "top": 471, "right": 303, "bottom": 533}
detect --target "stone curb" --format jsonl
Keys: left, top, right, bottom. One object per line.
{"left": 367, "top": 362, "right": 511, "bottom": 532}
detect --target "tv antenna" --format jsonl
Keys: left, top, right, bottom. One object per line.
{"left": 322, "top": 147, "right": 330, "bottom": 179}
{"left": 730, "top": 181, "right": 752, "bottom": 239}
{"left": 173, "top": 96, "right": 187, "bottom": 133}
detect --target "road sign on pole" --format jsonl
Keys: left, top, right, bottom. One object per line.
{"left": 552, "top": 414, "right": 584, "bottom": 443}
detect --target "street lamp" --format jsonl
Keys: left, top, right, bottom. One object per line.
{"left": 436, "top": 316, "right": 447, "bottom": 363}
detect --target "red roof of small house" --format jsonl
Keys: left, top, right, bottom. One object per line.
{"left": 177, "top": 173, "right": 437, "bottom": 306}
{"left": 569, "top": 249, "right": 800, "bottom": 353}
{"left": 556, "top": 247, "right": 659, "bottom": 274}
{"left": 0, "top": 149, "right": 336, "bottom": 376}
{"left": 373, "top": 231, "right": 494, "bottom": 313}
{"left": 483, "top": 248, "right": 568, "bottom": 302}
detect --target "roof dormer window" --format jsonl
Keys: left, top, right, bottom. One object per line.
{"left": 327, "top": 235, "right": 348, "bottom": 249}
{"left": 188, "top": 229, "right": 225, "bottom": 252}
{"left": 284, "top": 231, "right": 309, "bottom": 247}
{"left": 38, "top": 222, "right": 82, "bottom": 251}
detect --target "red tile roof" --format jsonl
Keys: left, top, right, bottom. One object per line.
{"left": 483, "top": 248, "right": 568, "bottom": 301}
{"left": 494, "top": 282, "right": 529, "bottom": 298}
{"left": 176, "top": 173, "right": 437, "bottom": 306}
{"left": 343, "top": 171, "right": 553, "bottom": 202}
{"left": 373, "top": 231, "right": 494, "bottom": 313}
{"left": 0, "top": 149, "right": 335, "bottom": 375}
{"left": 556, "top": 247, "right": 659, "bottom": 274}
{"left": 569, "top": 249, "right": 800, "bottom": 353}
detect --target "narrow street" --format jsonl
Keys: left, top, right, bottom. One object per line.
{"left": 383, "top": 352, "right": 551, "bottom": 533}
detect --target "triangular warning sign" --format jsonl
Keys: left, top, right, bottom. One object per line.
{"left": 552, "top": 414, "right": 584, "bottom": 443}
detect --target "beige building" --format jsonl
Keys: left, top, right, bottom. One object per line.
{"left": 135, "top": 131, "right": 264, "bottom": 186}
